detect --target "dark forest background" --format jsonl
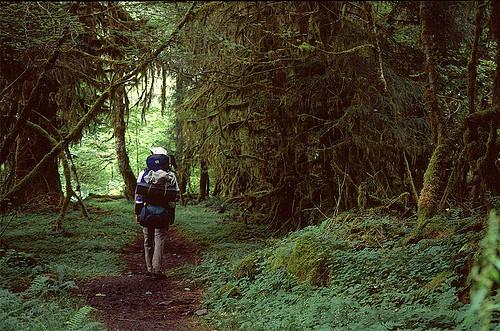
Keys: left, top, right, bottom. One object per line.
{"left": 1, "top": 1, "right": 499, "bottom": 228}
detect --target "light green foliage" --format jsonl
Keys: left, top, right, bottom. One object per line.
{"left": 4, "top": 200, "right": 137, "bottom": 278}
{"left": 463, "top": 211, "right": 500, "bottom": 331}
{"left": 69, "top": 105, "right": 176, "bottom": 197}
{"left": 234, "top": 253, "right": 262, "bottom": 280}
{"left": 0, "top": 287, "right": 104, "bottom": 331}
{"left": 1, "top": 198, "right": 497, "bottom": 330}
{"left": 268, "top": 227, "right": 346, "bottom": 285}
{"left": 67, "top": 122, "right": 122, "bottom": 197}
{"left": 173, "top": 203, "right": 271, "bottom": 287}
{"left": 0, "top": 249, "right": 45, "bottom": 292}
{"left": 124, "top": 105, "right": 177, "bottom": 174}
{"left": 24, "top": 274, "right": 78, "bottom": 299}
{"left": 175, "top": 202, "right": 269, "bottom": 252}
{"left": 66, "top": 306, "right": 103, "bottom": 331}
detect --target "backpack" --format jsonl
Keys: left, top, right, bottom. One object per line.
{"left": 135, "top": 153, "right": 178, "bottom": 226}
{"left": 137, "top": 154, "right": 177, "bottom": 200}
{"left": 139, "top": 204, "right": 170, "bottom": 228}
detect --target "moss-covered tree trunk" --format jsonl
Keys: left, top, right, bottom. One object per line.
{"left": 13, "top": 81, "right": 63, "bottom": 207}
{"left": 113, "top": 86, "right": 136, "bottom": 200}
{"left": 107, "top": 3, "right": 141, "bottom": 201}
{"left": 14, "top": 136, "right": 62, "bottom": 206}
{"left": 480, "top": 0, "right": 500, "bottom": 197}
{"left": 417, "top": 1, "right": 449, "bottom": 223}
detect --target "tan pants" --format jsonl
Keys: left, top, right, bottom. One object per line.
{"left": 142, "top": 227, "right": 167, "bottom": 273}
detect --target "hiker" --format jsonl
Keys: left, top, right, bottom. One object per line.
{"left": 134, "top": 147, "right": 179, "bottom": 280}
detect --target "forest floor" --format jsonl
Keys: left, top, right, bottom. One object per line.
{"left": 77, "top": 227, "right": 209, "bottom": 331}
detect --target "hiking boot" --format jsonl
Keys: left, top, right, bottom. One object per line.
{"left": 153, "top": 272, "right": 166, "bottom": 280}
{"left": 144, "top": 271, "right": 153, "bottom": 279}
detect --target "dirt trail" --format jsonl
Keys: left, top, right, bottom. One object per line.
{"left": 78, "top": 228, "right": 207, "bottom": 331}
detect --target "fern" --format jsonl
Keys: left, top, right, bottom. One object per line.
{"left": 198, "top": 212, "right": 498, "bottom": 330}
{"left": 0, "top": 276, "right": 104, "bottom": 331}
{"left": 24, "top": 274, "right": 78, "bottom": 299}
{"left": 25, "top": 275, "right": 52, "bottom": 298}
{"left": 65, "top": 306, "right": 103, "bottom": 331}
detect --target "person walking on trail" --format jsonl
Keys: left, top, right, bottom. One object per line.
{"left": 134, "top": 147, "right": 179, "bottom": 280}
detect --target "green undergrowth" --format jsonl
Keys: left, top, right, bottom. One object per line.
{"left": 1, "top": 198, "right": 498, "bottom": 331}
{"left": 0, "top": 198, "right": 138, "bottom": 331}
{"left": 179, "top": 202, "right": 499, "bottom": 331}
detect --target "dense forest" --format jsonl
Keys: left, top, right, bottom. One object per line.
{"left": 0, "top": 1, "right": 498, "bottom": 227}
{"left": 0, "top": 1, "right": 499, "bottom": 330}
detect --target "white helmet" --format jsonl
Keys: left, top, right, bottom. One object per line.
{"left": 149, "top": 147, "right": 168, "bottom": 155}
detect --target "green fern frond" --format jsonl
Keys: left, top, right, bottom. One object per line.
{"left": 65, "top": 305, "right": 102, "bottom": 331}
{"left": 25, "top": 275, "right": 52, "bottom": 298}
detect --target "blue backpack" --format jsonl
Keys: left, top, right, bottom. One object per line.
{"left": 145, "top": 153, "right": 170, "bottom": 172}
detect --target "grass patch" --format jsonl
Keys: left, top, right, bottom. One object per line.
{"left": 172, "top": 202, "right": 273, "bottom": 288}
{"left": 0, "top": 198, "right": 272, "bottom": 331}
{"left": 4, "top": 200, "right": 137, "bottom": 279}
{"left": 0, "top": 287, "right": 102, "bottom": 331}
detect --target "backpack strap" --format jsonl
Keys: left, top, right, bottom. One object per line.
{"left": 140, "top": 168, "right": 149, "bottom": 183}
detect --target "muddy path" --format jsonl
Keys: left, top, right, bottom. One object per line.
{"left": 77, "top": 228, "right": 208, "bottom": 331}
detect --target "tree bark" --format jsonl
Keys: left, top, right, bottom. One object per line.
{"left": 198, "top": 158, "right": 209, "bottom": 202}
{"left": 0, "top": 86, "right": 112, "bottom": 204}
{"left": 1, "top": 57, "right": 64, "bottom": 207}
{"left": 479, "top": 0, "right": 500, "bottom": 197}
{"left": 417, "top": 1, "right": 449, "bottom": 223}
{"left": 12, "top": 84, "right": 63, "bottom": 206}
{"left": 17, "top": 119, "right": 63, "bottom": 207}
{"left": 492, "top": 1, "right": 500, "bottom": 107}
{"left": 113, "top": 86, "right": 136, "bottom": 200}
{"left": 0, "top": 2, "right": 78, "bottom": 167}
{"left": 174, "top": 67, "right": 191, "bottom": 202}
{"left": 467, "top": 1, "right": 486, "bottom": 114}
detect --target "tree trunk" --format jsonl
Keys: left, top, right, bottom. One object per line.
{"left": 417, "top": 1, "right": 449, "bottom": 223}
{"left": 12, "top": 81, "right": 63, "bottom": 207}
{"left": 199, "top": 158, "right": 209, "bottom": 202}
{"left": 492, "top": 1, "right": 500, "bottom": 107}
{"left": 174, "top": 68, "right": 191, "bottom": 202}
{"left": 478, "top": 0, "right": 500, "bottom": 197}
{"left": 467, "top": 1, "right": 486, "bottom": 114}
{"left": 1, "top": 10, "right": 193, "bottom": 205}
{"left": 113, "top": 86, "right": 136, "bottom": 200}
{"left": 13, "top": 138, "right": 62, "bottom": 206}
